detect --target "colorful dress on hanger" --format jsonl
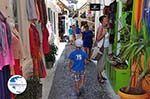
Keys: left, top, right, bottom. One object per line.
{"left": 42, "top": 26, "right": 49, "bottom": 54}
{"left": 0, "top": 20, "right": 14, "bottom": 70}
{"left": 12, "top": 29, "right": 24, "bottom": 75}
{"left": 0, "top": 12, "right": 13, "bottom": 99}
{"left": 29, "top": 23, "right": 46, "bottom": 78}
{"left": 26, "top": 0, "right": 38, "bottom": 20}
{"left": 0, "top": 65, "right": 11, "bottom": 99}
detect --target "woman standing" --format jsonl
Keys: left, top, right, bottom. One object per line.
{"left": 96, "top": 15, "right": 110, "bottom": 83}
{"left": 82, "top": 24, "right": 94, "bottom": 60}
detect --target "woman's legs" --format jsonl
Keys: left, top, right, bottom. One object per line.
{"left": 89, "top": 48, "right": 92, "bottom": 60}
{"left": 84, "top": 47, "right": 91, "bottom": 60}
{"left": 97, "top": 48, "right": 108, "bottom": 82}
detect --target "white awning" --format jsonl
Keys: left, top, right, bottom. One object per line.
{"left": 47, "top": 1, "right": 61, "bottom": 13}
{"left": 75, "top": 17, "right": 95, "bottom": 24}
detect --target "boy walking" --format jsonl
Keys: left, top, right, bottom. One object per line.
{"left": 68, "top": 39, "right": 88, "bottom": 96}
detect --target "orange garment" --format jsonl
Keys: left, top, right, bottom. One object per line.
{"left": 29, "top": 23, "right": 41, "bottom": 58}
{"left": 32, "top": 58, "right": 46, "bottom": 78}
{"left": 12, "top": 29, "right": 24, "bottom": 59}
{"left": 134, "top": 0, "right": 144, "bottom": 32}
{"left": 29, "top": 23, "right": 46, "bottom": 78}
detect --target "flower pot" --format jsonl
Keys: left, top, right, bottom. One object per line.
{"left": 46, "top": 61, "right": 54, "bottom": 69}
{"left": 37, "top": 83, "right": 42, "bottom": 98}
{"left": 118, "top": 88, "right": 149, "bottom": 99}
{"left": 16, "top": 77, "right": 41, "bottom": 99}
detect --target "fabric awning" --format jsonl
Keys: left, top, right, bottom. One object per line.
{"left": 47, "top": 1, "right": 61, "bottom": 13}
{"left": 74, "top": 17, "right": 95, "bottom": 24}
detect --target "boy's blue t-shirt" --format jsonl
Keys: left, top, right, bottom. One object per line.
{"left": 68, "top": 49, "right": 88, "bottom": 72}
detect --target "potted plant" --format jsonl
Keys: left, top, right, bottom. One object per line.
{"left": 16, "top": 76, "right": 42, "bottom": 99}
{"left": 45, "top": 43, "right": 58, "bottom": 69}
{"left": 108, "top": 25, "right": 130, "bottom": 69}
{"left": 118, "top": 21, "right": 150, "bottom": 99}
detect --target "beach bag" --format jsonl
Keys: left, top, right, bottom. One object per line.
{"left": 91, "top": 38, "right": 104, "bottom": 60}
{"left": 91, "top": 46, "right": 103, "bottom": 60}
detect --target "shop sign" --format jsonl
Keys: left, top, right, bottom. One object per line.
{"left": 90, "top": 3, "right": 101, "bottom": 11}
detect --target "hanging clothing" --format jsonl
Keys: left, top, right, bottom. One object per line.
{"left": 35, "top": 22, "right": 47, "bottom": 74}
{"left": 12, "top": 31, "right": 23, "bottom": 75}
{"left": 142, "top": 0, "right": 150, "bottom": 35}
{"left": 29, "top": 23, "right": 41, "bottom": 58}
{"left": 148, "top": 9, "right": 150, "bottom": 35}
{"left": 0, "top": 70, "right": 5, "bottom": 99}
{"left": 0, "top": 11, "right": 12, "bottom": 49}
{"left": 11, "top": 27, "right": 26, "bottom": 75}
{"left": 36, "top": 0, "right": 43, "bottom": 22}
{"left": 12, "top": 29, "right": 24, "bottom": 59}
{"left": 26, "top": 0, "right": 38, "bottom": 20}
{"left": 36, "top": 0, "right": 47, "bottom": 25}
{"left": 46, "top": 21, "right": 53, "bottom": 45}
{"left": 0, "top": 20, "right": 14, "bottom": 70}
{"left": 40, "top": 0, "right": 47, "bottom": 25}
{"left": 34, "top": 0, "right": 41, "bottom": 21}
{"left": 0, "top": 65, "right": 11, "bottom": 99}
{"left": 14, "top": 59, "right": 22, "bottom": 75}
{"left": 42, "top": 26, "right": 50, "bottom": 54}
{"left": 134, "top": 0, "right": 144, "bottom": 32}
{"left": 0, "top": 0, "right": 12, "bottom": 24}
{"left": 29, "top": 23, "right": 46, "bottom": 78}
{"left": 35, "top": 21, "right": 43, "bottom": 45}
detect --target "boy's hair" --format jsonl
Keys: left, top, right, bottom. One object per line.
{"left": 99, "top": 15, "right": 107, "bottom": 23}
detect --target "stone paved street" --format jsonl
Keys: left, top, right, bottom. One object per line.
{"left": 48, "top": 44, "right": 120, "bottom": 99}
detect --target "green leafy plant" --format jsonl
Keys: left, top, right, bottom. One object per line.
{"left": 120, "top": 21, "right": 150, "bottom": 94}
{"left": 119, "top": 25, "right": 130, "bottom": 44}
{"left": 45, "top": 43, "right": 58, "bottom": 62}
{"left": 45, "top": 43, "right": 58, "bottom": 69}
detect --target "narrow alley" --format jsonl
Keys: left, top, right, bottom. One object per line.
{"left": 48, "top": 44, "right": 119, "bottom": 99}
{"left": 1, "top": 0, "right": 150, "bottom": 99}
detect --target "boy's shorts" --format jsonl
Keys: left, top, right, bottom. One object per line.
{"left": 71, "top": 70, "right": 85, "bottom": 81}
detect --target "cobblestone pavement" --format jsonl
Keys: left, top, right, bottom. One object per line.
{"left": 48, "top": 44, "right": 118, "bottom": 99}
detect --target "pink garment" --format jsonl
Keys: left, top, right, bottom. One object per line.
{"left": 12, "top": 29, "right": 24, "bottom": 59}
{"left": 0, "top": 21, "right": 14, "bottom": 70}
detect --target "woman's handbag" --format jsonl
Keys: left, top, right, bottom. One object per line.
{"left": 91, "top": 46, "right": 103, "bottom": 60}
{"left": 91, "top": 38, "right": 104, "bottom": 60}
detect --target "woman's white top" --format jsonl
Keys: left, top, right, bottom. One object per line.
{"left": 103, "top": 32, "right": 110, "bottom": 48}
